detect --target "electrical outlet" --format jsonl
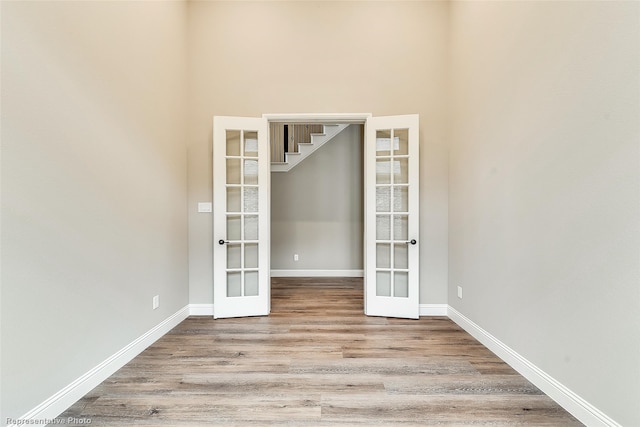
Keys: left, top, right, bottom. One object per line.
{"left": 153, "top": 295, "right": 160, "bottom": 310}
{"left": 457, "top": 286, "right": 463, "bottom": 299}
{"left": 294, "top": 254, "right": 299, "bottom": 261}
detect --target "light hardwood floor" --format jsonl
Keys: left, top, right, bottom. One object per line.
{"left": 59, "top": 277, "right": 582, "bottom": 426}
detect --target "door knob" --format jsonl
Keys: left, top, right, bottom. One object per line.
{"left": 218, "top": 239, "right": 229, "bottom": 245}
{"left": 406, "top": 239, "right": 417, "bottom": 245}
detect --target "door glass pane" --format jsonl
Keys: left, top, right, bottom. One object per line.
{"left": 244, "top": 160, "right": 258, "bottom": 185}
{"left": 394, "top": 215, "right": 408, "bottom": 241}
{"left": 376, "top": 159, "right": 392, "bottom": 184}
{"left": 244, "top": 131, "right": 258, "bottom": 157}
{"left": 227, "top": 215, "right": 241, "bottom": 241}
{"left": 227, "top": 272, "right": 241, "bottom": 297}
{"left": 245, "top": 271, "right": 259, "bottom": 296}
{"left": 376, "top": 243, "right": 391, "bottom": 268}
{"left": 376, "top": 271, "right": 391, "bottom": 296}
{"left": 244, "top": 243, "right": 258, "bottom": 268}
{"left": 244, "top": 187, "right": 258, "bottom": 212}
{"left": 393, "top": 186, "right": 408, "bottom": 212}
{"left": 376, "top": 129, "right": 392, "bottom": 156}
{"left": 394, "top": 158, "right": 408, "bottom": 184}
{"left": 244, "top": 215, "right": 258, "bottom": 240}
{"left": 227, "top": 244, "right": 241, "bottom": 269}
{"left": 393, "top": 129, "right": 408, "bottom": 155}
{"left": 394, "top": 272, "right": 408, "bottom": 298}
{"left": 227, "top": 187, "right": 241, "bottom": 212}
{"left": 226, "top": 130, "right": 241, "bottom": 156}
{"left": 376, "top": 187, "right": 391, "bottom": 212}
{"left": 376, "top": 215, "right": 390, "bottom": 240}
{"left": 227, "top": 159, "right": 241, "bottom": 184}
{"left": 394, "top": 244, "right": 408, "bottom": 269}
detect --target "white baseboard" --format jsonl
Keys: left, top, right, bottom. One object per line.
{"left": 271, "top": 269, "right": 364, "bottom": 277}
{"left": 10, "top": 306, "right": 190, "bottom": 427}
{"left": 447, "top": 306, "right": 621, "bottom": 427}
{"left": 189, "top": 304, "right": 214, "bottom": 316}
{"left": 190, "top": 303, "right": 447, "bottom": 317}
{"left": 419, "top": 304, "right": 448, "bottom": 316}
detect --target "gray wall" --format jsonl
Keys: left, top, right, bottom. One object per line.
{"left": 187, "top": 0, "right": 450, "bottom": 305}
{"left": 448, "top": 2, "right": 640, "bottom": 426}
{"left": 0, "top": 2, "right": 188, "bottom": 422}
{"left": 271, "top": 125, "right": 363, "bottom": 271}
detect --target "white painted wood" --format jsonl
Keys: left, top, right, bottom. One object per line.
{"left": 419, "top": 304, "right": 448, "bottom": 316}
{"left": 270, "top": 269, "right": 364, "bottom": 277}
{"left": 9, "top": 306, "right": 190, "bottom": 427}
{"left": 189, "top": 304, "right": 215, "bottom": 316}
{"left": 213, "top": 116, "right": 270, "bottom": 319}
{"left": 447, "top": 307, "right": 622, "bottom": 427}
{"left": 365, "top": 115, "right": 420, "bottom": 319}
{"left": 263, "top": 112, "right": 371, "bottom": 124}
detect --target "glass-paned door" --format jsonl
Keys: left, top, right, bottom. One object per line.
{"left": 365, "top": 115, "right": 419, "bottom": 318}
{"left": 213, "top": 116, "right": 269, "bottom": 318}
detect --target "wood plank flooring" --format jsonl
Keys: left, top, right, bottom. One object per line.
{"left": 58, "top": 277, "right": 582, "bottom": 426}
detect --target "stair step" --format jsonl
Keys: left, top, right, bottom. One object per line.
{"left": 271, "top": 123, "right": 349, "bottom": 172}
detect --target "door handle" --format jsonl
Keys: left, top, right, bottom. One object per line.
{"left": 406, "top": 239, "right": 417, "bottom": 245}
{"left": 218, "top": 239, "right": 229, "bottom": 245}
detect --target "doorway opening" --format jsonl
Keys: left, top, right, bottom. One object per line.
{"left": 269, "top": 122, "right": 365, "bottom": 279}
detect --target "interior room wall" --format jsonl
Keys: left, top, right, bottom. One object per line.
{"left": 271, "top": 124, "right": 363, "bottom": 272}
{"left": 0, "top": 1, "right": 189, "bottom": 422}
{"left": 187, "top": 0, "right": 449, "bottom": 305}
{"left": 448, "top": 2, "right": 640, "bottom": 425}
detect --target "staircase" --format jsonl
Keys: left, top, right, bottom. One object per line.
{"left": 271, "top": 123, "right": 349, "bottom": 172}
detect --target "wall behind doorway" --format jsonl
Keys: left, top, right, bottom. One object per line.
{"left": 271, "top": 124, "right": 364, "bottom": 273}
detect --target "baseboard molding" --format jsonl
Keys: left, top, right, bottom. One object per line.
{"left": 10, "top": 306, "right": 190, "bottom": 427}
{"left": 189, "top": 304, "right": 214, "bottom": 316}
{"left": 270, "top": 269, "right": 364, "bottom": 277}
{"left": 419, "top": 304, "right": 448, "bottom": 316}
{"left": 190, "top": 303, "right": 446, "bottom": 317}
{"left": 447, "top": 306, "right": 621, "bottom": 427}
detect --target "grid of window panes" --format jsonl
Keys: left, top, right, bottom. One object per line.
{"left": 375, "top": 128, "right": 410, "bottom": 298}
{"left": 225, "top": 130, "right": 259, "bottom": 297}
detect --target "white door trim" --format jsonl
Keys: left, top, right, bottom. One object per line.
{"left": 263, "top": 112, "right": 372, "bottom": 124}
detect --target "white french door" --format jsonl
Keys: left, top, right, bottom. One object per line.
{"left": 365, "top": 115, "right": 420, "bottom": 319}
{"left": 213, "top": 116, "right": 270, "bottom": 319}
{"left": 213, "top": 113, "right": 418, "bottom": 320}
